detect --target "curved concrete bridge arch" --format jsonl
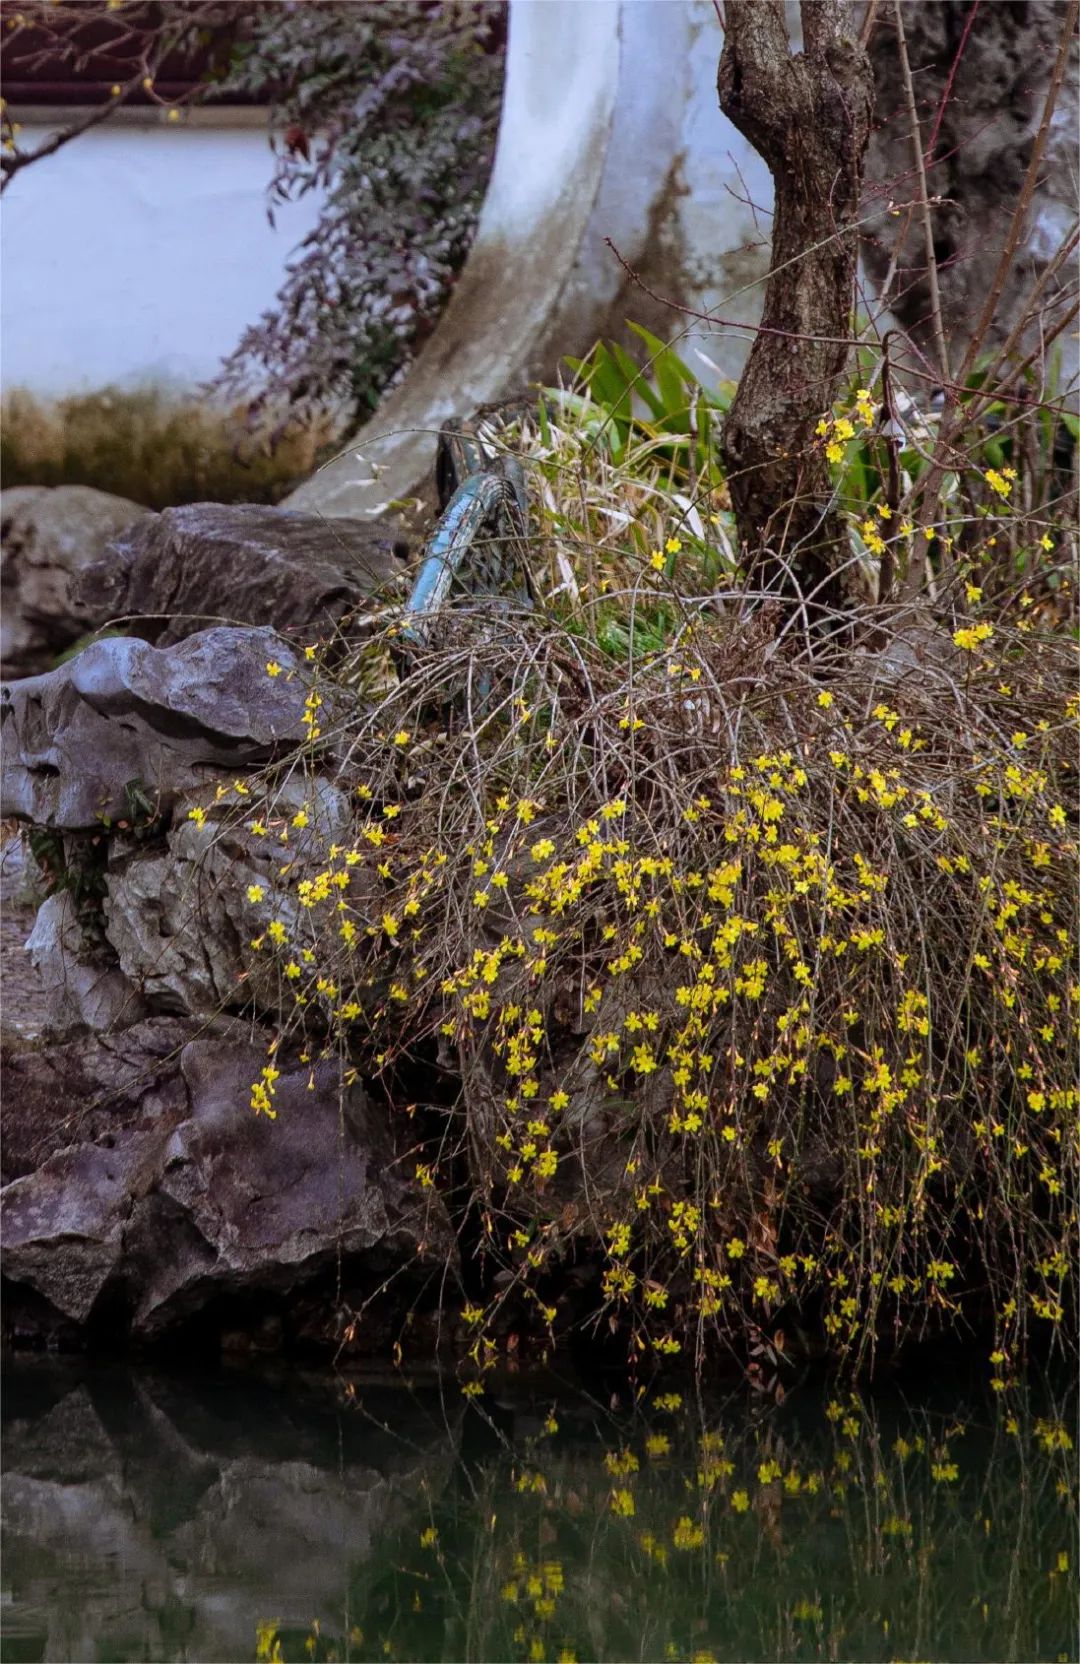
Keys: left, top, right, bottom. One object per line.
{"left": 288, "top": 0, "right": 772, "bottom": 518}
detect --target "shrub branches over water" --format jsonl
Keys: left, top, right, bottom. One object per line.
{"left": 226, "top": 581, "right": 1078, "bottom": 1378}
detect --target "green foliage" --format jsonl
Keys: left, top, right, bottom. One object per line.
{"left": 214, "top": 1, "right": 505, "bottom": 428}
{"left": 454, "top": 339, "right": 742, "bottom": 664}
{"left": 566, "top": 325, "right": 734, "bottom": 479}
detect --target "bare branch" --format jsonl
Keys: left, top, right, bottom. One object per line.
{"left": 891, "top": 0, "right": 949, "bottom": 384}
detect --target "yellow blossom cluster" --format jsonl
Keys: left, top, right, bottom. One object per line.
{"left": 212, "top": 603, "right": 1079, "bottom": 1378}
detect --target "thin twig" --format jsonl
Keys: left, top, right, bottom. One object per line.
{"left": 892, "top": 0, "right": 950, "bottom": 385}
{"left": 954, "top": 0, "right": 1079, "bottom": 388}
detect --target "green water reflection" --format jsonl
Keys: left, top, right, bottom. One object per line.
{"left": 1, "top": 1362, "right": 1075, "bottom": 1663}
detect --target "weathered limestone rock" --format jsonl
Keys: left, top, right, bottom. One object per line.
{"left": 26, "top": 890, "right": 147, "bottom": 1036}
{"left": 1, "top": 627, "right": 316, "bottom": 828}
{"left": 0, "top": 837, "right": 52, "bottom": 1042}
{"left": 1, "top": 1016, "right": 195, "bottom": 1186}
{"left": 71, "top": 501, "right": 408, "bottom": 645}
{"left": 132, "top": 1036, "right": 452, "bottom": 1333}
{"left": 0, "top": 485, "right": 150, "bottom": 678}
{"left": 103, "top": 775, "right": 355, "bottom": 1017}
{"left": 2, "top": 1134, "right": 165, "bottom": 1324}
{"left": 1, "top": 1030, "right": 456, "bottom": 1338}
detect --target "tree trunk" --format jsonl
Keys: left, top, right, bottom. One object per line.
{"left": 718, "top": 0, "right": 874, "bottom": 627}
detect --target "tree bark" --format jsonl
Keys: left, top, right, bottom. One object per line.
{"left": 718, "top": 0, "right": 874, "bottom": 626}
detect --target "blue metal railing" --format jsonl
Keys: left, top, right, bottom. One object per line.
{"left": 398, "top": 423, "right": 532, "bottom": 653}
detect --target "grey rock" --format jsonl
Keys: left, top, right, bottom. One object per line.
{"left": 1, "top": 1028, "right": 456, "bottom": 1337}
{"left": 2, "top": 1134, "right": 163, "bottom": 1322}
{"left": 0, "top": 836, "right": 52, "bottom": 1042}
{"left": 0, "top": 1016, "right": 196, "bottom": 1185}
{"left": 104, "top": 775, "right": 355, "bottom": 1017}
{"left": 1, "top": 626, "right": 315, "bottom": 828}
{"left": 130, "top": 1035, "right": 452, "bottom": 1334}
{"left": 72, "top": 500, "right": 407, "bottom": 645}
{"left": 26, "top": 890, "right": 147, "bottom": 1036}
{"left": 0, "top": 485, "right": 150, "bottom": 677}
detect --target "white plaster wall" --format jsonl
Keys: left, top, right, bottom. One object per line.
{"left": 0, "top": 122, "right": 323, "bottom": 395}
{"left": 289, "top": 0, "right": 777, "bottom": 516}
{"left": 669, "top": 4, "right": 776, "bottom": 385}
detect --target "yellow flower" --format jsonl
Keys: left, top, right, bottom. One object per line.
{"left": 953, "top": 622, "right": 994, "bottom": 651}
{"left": 266, "top": 660, "right": 282, "bottom": 677}
{"left": 393, "top": 730, "right": 411, "bottom": 746}
{"left": 650, "top": 550, "right": 665, "bottom": 572}
{"left": 246, "top": 884, "right": 265, "bottom": 903}
{"left": 665, "top": 536, "right": 682, "bottom": 555}
{"left": 817, "top": 690, "right": 834, "bottom": 708}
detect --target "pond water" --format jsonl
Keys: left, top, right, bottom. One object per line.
{"left": 1, "top": 1360, "right": 1075, "bottom": 1664}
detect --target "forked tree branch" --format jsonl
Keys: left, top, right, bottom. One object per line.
{"left": 717, "top": 0, "right": 875, "bottom": 628}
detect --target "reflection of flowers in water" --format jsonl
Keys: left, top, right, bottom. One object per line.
{"left": 261, "top": 1387, "right": 1076, "bottom": 1664}
{"left": 11, "top": 1362, "right": 1067, "bottom": 1664}
{"left": 252, "top": 1386, "right": 1078, "bottom": 1662}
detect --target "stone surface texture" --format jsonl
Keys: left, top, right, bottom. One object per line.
{"left": 71, "top": 500, "right": 407, "bottom": 644}
{"left": 0, "top": 484, "right": 150, "bottom": 677}
{"left": 1, "top": 1029, "right": 455, "bottom": 1336}
{"left": 0, "top": 839, "right": 51, "bottom": 1042}
{"left": 103, "top": 776, "right": 354, "bottom": 1017}
{"left": 1, "top": 1016, "right": 197, "bottom": 1187}
{"left": 863, "top": 0, "right": 1080, "bottom": 378}
{"left": 1, "top": 627, "right": 314, "bottom": 828}
{"left": 0, "top": 497, "right": 451, "bottom": 1352}
{"left": 26, "top": 889, "right": 147, "bottom": 1037}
